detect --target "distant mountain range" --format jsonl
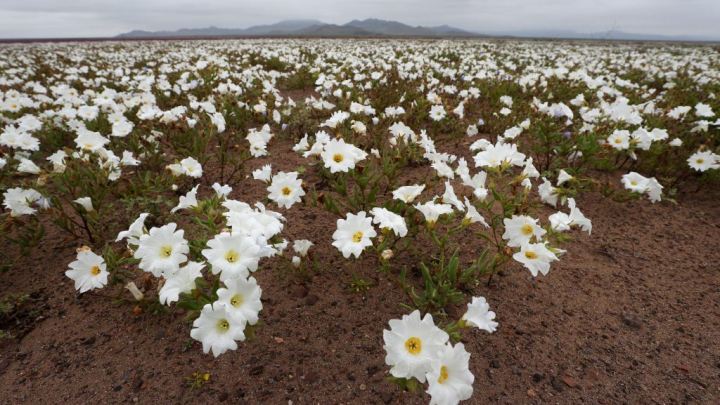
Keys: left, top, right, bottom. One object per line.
{"left": 116, "top": 18, "right": 719, "bottom": 42}
{"left": 116, "top": 18, "right": 482, "bottom": 38}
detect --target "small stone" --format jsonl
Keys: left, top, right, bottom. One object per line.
{"left": 274, "top": 337, "right": 284, "bottom": 344}
{"left": 359, "top": 384, "right": 366, "bottom": 391}
{"left": 250, "top": 365, "right": 264, "bottom": 376}
{"left": 305, "top": 295, "right": 319, "bottom": 306}
{"left": 367, "top": 366, "right": 379, "bottom": 376}
{"left": 218, "top": 392, "right": 229, "bottom": 402}
{"left": 82, "top": 336, "right": 96, "bottom": 345}
{"left": 551, "top": 378, "right": 564, "bottom": 392}
{"left": 561, "top": 377, "right": 577, "bottom": 388}
{"left": 527, "top": 389, "right": 536, "bottom": 397}
{"left": 622, "top": 312, "right": 643, "bottom": 329}
{"left": 0, "top": 359, "right": 9, "bottom": 372}
{"left": 490, "top": 360, "right": 500, "bottom": 369}
{"left": 292, "top": 288, "right": 308, "bottom": 299}
{"left": 532, "top": 373, "right": 544, "bottom": 382}
{"left": 304, "top": 371, "right": 318, "bottom": 382}
{"left": 381, "top": 392, "right": 394, "bottom": 404}
{"left": 675, "top": 365, "right": 690, "bottom": 372}
{"left": 113, "top": 385, "right": 122, "bottom": 392}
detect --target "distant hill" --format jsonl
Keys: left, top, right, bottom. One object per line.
{"left": 116, "top": 18, "right": 484, "bottom": 38}
{"left": 485, "top": 28, "right": 718, "bottom": 42}
{"left": 116, "top": 19, "right": 718, "bottom": 42}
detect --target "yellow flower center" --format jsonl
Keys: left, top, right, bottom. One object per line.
{"left": 352, "top": 231, "right": 363, "bottom": 243}
{"left": 333, "top": 154, "right": 344, "bottom": 163}
{"left": 405, "top": 337, "right": 422, "bottom": 355}
{"left": 521, "top": 224, "right": 534, "bottom": 236}
{"left": 525, "top": 251, "right": 538, "bottom": 260}
{"left": 614, "top": 138, "right": 622, "bottom": 143}
{"left": 281, "top": 187, "right": 292, "bottom": 196}
{"left": 91, "top": 265, "right": 101, "bottom": 275}
{"left": 160, "top": 246, "right": 173, "bottom": 258}
{"left": 11, "top": 104, "right": 18, "bottom": 109}
{"left": 230, "top": 294, "right": 243, "bottom": 308}
{"left": 84, "top": 143, "right": 93, "bottom": 148}
{"left": 697, "top": 159, "right": 704, "bottom": 164}
{"left": 216, "top": 319, "right": 230, "bottom": 332}
{"left": 631, "top": 181, "right": 638, "bottom": 186}
{"left": 225, "top": 250, "right": 239, "bottom": 263}
{"left": 438, "top": 366, "right": 449, "bottom": 384}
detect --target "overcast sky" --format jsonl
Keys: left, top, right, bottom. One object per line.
{"left": 0, "top": 0, "right": 718, "bottom": 39}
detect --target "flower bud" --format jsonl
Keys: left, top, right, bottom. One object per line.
{"left": 125, "top": 282, "right": 145, "bottom": 301}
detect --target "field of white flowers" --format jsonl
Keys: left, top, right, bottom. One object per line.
{"left": 0, "top": 38, "right": 719, "bottom": 404}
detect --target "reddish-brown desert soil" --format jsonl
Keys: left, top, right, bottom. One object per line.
{"left": 1, "top": 136, "right": 719, "bottom": 405}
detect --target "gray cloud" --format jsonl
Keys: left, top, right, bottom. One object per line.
{"left": 0, "top": 0, "right": 717, "bottom": 38}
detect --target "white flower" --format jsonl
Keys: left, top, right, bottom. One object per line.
{"left": 171, "top": 185, "right": 199, "bottom": 213}
{"left": 461, "top": 296, "right": 497, "bottom": 332}
{"left": 426, "top": 343, "right": 474, "bottom": 405}
{"left": 557, "top": 169, "right": 574, "bottom": 186}
{"left": 293, "top": 239, "right": 314, "bottom": 257}
{"left": 621, "top": 172, "right": 650, "bottom": 193}
{"left": 159, "top": 261, "right": 204, "bottom": 305}
{"left": 320, "top": 138, "right": 367, "bottom": 173}
{"left": 17, "top": 158, "right": 40, "bottom": 174}
{"left": 74, "top": 197, "right": 94, "bottom": 212}
{"left": 538, "top": 178, "right": 558, "bottom": 207}
{"left": 463, "top": 197, "right": 488, "bottom": 227}
{"left": 687, "top": 150, "right": 720, "bottom": 172}
{"left": 568, "top": 198, "right": 592, "bottom": 234}
{"left": 607, "top": 130, "right": 630, "bottom": 150}
{"left": 549, "top": 212, "right": 571, "bottom": 232}
{"left": 66, "top": 249, "right": 108, "bottom": 293}
{"left": 134, "top": 223, "right": 189, "bottom": 278}
{"left": 502, "top": 215, "right": 546, "bottom": 248}
{"left": 120, "top": 150, "right": 139, "bottom": 166}
{"left": 473, "top": 142, "right": 526, "bottom": 168}
{"left": 202, "top": 231, "right": 263, "bottom": 282}
{"left": 116, "top": 213, "right": 149, "bottom": 247}
{"left": 180, "top": 157, "right": 203, "bottom": 178}
{"left": 267, "top": 171, "right": 305, "bottom": 209}
{"left": 429, "top": 105, "right": 446, "bottom": 121}
{"left": 415, "top": 202, "right": 453, "bottom": 226}
{"left": 216, "top": 276, "right": 263, "bottom": 326}
{"left": 74, "top": 128, "right": 109, "bottom": 152}
{"left": 369, "top": 207, "right": 408, "bottom": 237}
{"left": 669, "top": 138, "right": 683, "bottom": 147}
{"left": 252, "top": 164, "right": 272, "bottom": 182}
{"left": 190, "top": 303, "right": 245, "bottom": 357}
{"left": 3, "top": 187, "right": 42, "bottom": 216}
{"left": 440, "top": 181, "right": 463, "bottom": 211}
{"left": 513, "top": 242, "right": 559, "bottom": 277}
{"left": 383, "top": 310, "right": 449, "bottom": 383}
{"left": 332, "top": 211, "right": 376, "bottom": 259}
{"left": 392, "top": 184, "right": 425, "bottom": 203}
{"left": 212, "top": 183, "right": 232, "bottom": 199}
{"left": 695, "top": 102, "right": 715, "bottom": 118}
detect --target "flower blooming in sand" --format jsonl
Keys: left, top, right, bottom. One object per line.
{"left": 461, "top": 296, "right": 498, "bottom": 333}
{"left": 216, "top": 276, "right": 263, "bottom": 326}
{"left": 687, "top": 150, "right": 720, "bottom": 172}
{"left": 134, "top": 223, "right": 189, "bottom": 278}
{"left": 159, "top": 261, "right": 204, "bottom": 305}
{"left": 202, "top": 232, "right": 263, "bottom": 281}
{"left": 3, "top": 187, "right": 41, "bottom": 217}
{"left": 426, "top": 343, "right": 474, "bottom": 405}
{"left": 502, "top": 215, "right": 546, "bottom": 247}
{"left": 180, "top": 157, "right": 203, "bottom": 178}
{"left": 332, "top": 211, "right": 376, "bottom": 258}
{"left": 392, "top": 184, "right": 425, "bottom": 203}
{"left": 171, "top": 185, "right": 199, "bottom": 213}
{"left": 190, "top": 303, "right": 245, "bottom": 357}
{"left": 267, "top": 171, "right": 305, "bottom": 209}
{"left": 513, "top": 242, "right": 559, "bottom": 277}
{"left": 383, "top": 310, "right": 449, "bottom": 383}
{"left": 320, "top": 138, "right": 367, "bottom": 173}
{"left": 369, "top": 207, "right": 408, "bottom": 237}
{"left": 116, "top": 213, "right": 149, "bottom": 247}
{"left": 66, "top": 249, "right": 108, "bottom": 293}
{"left": 293, "top": 239, "right": 314, "bottom": 257}
{"left": 415, "top": 202, "right": 453, "bottom": 227}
